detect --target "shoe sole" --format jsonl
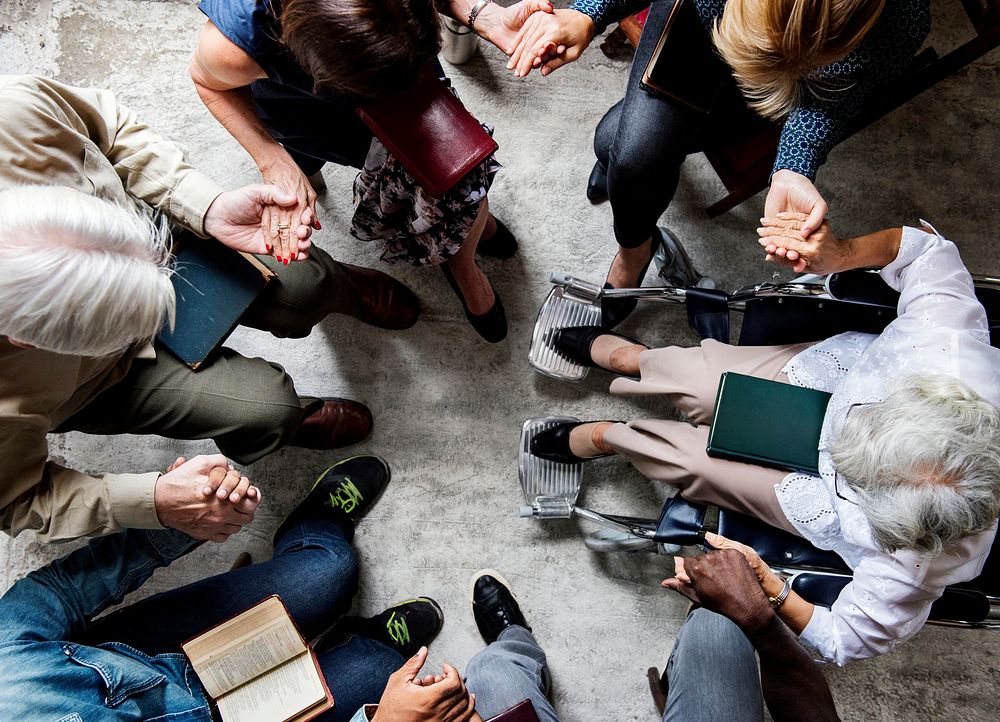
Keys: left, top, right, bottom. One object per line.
{"left": 271, "top": 455, "right": 390, "bottom": 546}
{"left": 468, "top": 568, "right": 518, "bottom": 606}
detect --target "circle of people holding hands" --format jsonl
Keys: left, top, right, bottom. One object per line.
{"left": 0, "top": 0, "right": 997, "bottom": 721}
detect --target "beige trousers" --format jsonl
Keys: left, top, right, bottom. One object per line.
{"left": 604, "top": 339, "right": 815, "bottom": 534}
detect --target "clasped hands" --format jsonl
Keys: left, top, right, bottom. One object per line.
{"left": 204, "top": 173, "right": 318, "bottom": 266}
{"left": 153, "top": 454, "right": 261, "bottom": 543}
{"left": 371, "top": 646, "right": 481, "bottom": 722}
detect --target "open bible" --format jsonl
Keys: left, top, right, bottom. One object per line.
{"left": 181, "top": 595, "right": 334, "bottom": 722}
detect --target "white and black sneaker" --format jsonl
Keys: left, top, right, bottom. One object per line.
{"left": 470, "top": 569, "right": 530, "bottom": 645}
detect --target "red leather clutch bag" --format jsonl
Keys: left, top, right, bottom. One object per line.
{"left": 356, "top": 70, "right": 498, "bottom": 198}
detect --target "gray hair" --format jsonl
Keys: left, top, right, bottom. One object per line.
{"left": 830, "top": 375, "right": 1000, "bottom": 556}
{"left": 0, "top": 186, "right": 175, "bottom": 356}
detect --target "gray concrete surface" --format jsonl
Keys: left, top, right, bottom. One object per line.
{"left": 1, "top": 0, "right": 998, "bottom": 719}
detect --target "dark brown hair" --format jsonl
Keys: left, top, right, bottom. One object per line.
{"left": 281, "top": 0, "right": 442, "bottom": 97}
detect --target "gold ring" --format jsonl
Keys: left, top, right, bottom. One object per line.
{"left": 276, "top": 224, "right": 290, "bottom": 231}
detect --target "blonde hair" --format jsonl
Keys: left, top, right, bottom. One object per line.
{"left": 712, "top": 0, "right": 886, "bottom": 119}
{"left": 0, "top": 186, "right": 176, "bottom": 357}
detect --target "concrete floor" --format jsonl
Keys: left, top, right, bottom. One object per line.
{"left": 2, "top": 1, "right": 999, "bottom": 719}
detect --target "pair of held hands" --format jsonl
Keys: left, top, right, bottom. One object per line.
{"left": 153, "top": 454, "right": 260, "bottom": 542}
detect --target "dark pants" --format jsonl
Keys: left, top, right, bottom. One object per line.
{"left": 79, "top": 515, "right": 404, "bottom": 722}
{"left": 594, "top": 0, "right": 759, "bottom": 249}
{"left": 58, "top": 245, "right": 363, "bottom": 465}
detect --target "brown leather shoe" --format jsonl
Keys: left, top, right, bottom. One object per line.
{"left": 341, "top": 263, "right": 420, "bottom": 330}
{"left": 290, "top": 398, "right": 373, "bottom": 449}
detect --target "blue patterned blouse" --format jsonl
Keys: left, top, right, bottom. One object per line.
{"left": 570, "top": 0, "right": 931, "bottom": 179}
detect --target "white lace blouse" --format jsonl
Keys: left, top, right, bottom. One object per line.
{"left": 775, "top": 225, "right": 999, "bottom": 665}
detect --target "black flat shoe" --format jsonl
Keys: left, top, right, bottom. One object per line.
{"left": 530, "top": 421, "right": 614, "bottom": 463}
{"left": 601, "top": 239, "right": 657, "bottom": 329}
{"left": 551, "top": 326, "right": 643, "bottom": 370}
{"left": 441, "top": 264, "right": 508, "bottom": 343}
{"left": 587, "top": 161, "right": 609, "bottom": 204}
{"left": 477, "top": 217, "right": 518, "bottom": 259}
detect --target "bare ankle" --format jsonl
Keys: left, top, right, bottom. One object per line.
{"left": 608, "top": 344, "right": 645, "bottom": 376}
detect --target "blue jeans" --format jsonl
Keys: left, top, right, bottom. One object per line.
{"left": 79, "top": 516, "right": 403, "bottom": 722}
{"left": 662, "top": 609, "right": 765, "bottom": 722}
{"left": 465, "top": 626, "right": 560, "bottom": 722}
{"left": 593, "top": 0, "right": 760, "bottom": 249}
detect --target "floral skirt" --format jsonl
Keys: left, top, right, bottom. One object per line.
{"left": 350, "top": 91, "right": 500, "bottom": 266}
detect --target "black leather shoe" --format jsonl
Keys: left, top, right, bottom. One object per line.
{"left": 601, "top": 238, "right": 658, "bottom": 329}
{"left": 441, "top": 264, "right": 508, "bottom": 343}
{"left": 273, "top": 455, "right": 390, "bottom": 545}
{"left": 471, "top": 570, "right": 530, "bottom": 644}
{"left": 530, "top": 421, "right": 613, "bottom": 463}
{"left": 477, "top": 217, "right": 519, "bottom": 259}
{"left": 552, "top": 326, "right": 643, "bottom": 370}
{"left": 587, "top": 161, "right": 609, "bottom": 204}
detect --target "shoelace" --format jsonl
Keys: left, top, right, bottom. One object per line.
{"left": 325, "top": 476, "right": 364, "bottom": 514}
{"left": 385, "top": 611, "right": 411, "bottom": 647}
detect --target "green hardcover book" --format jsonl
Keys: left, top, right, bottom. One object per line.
{"left": 706, "top": 372, "right": 831, "bottom": 474}
{"left": 158, "top": 239, "right": 275, "bottom": 370}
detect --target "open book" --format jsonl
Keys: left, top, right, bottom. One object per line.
{"left": 182, "top": 596, "right": 333, "bottom": 722}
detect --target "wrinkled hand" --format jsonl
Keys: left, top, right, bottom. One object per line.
{"left": 204, "top": 183, "right": 312, "bottom": 262}
{"left": 506, "top": 8, "right": 596, "bottom": 77}
{"left": 259, "top": 158, "right": 321, "bottom": 264}
{"left": 757, "top": 212, "right": 854, "bottom": 274}
{"left": 764, "top": 169, "right": 828, "bottom": 244}
{"left": 473, "top": 0, "right": 553, "bottom": 54}
{"left": 154, "top": 454, "right": 261, "bottom": 542}
{"left": 663, "top": 546, "right": 775, "bottom": 630}
{"left": 372, "top": 647, "right": 476, "bottom": 722}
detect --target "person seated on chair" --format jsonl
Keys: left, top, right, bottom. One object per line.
{"left": 0, "top": 455, "right": 445, "bottom": 722}
{"left": 349, "top": 570, "right": 559, "bottom": 721}
{"left": 502, "top": 0, "right": 929, "bottom": 328}
{"left": 189, "top": 0, "right": 554, "bottom": 341}
{"left": 0, "top": 75, "right": 416, "bottom": 543}
{"left": 531, "top": 218, "right": 1000, "bottom": 664}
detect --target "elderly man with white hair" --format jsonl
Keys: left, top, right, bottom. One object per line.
{"left": 0, "top": 75, "right": 419, "bottom": 543}
{"left": 531, "top": 217, "right": 1000, "bottom": 665}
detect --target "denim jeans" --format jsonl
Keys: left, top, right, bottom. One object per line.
{"left": 0, "top": 515, "right": 402, "bottom": 721}
{"left": 465, "top": 626, "right": 560, "bottom": 722}
{"left": 662, "top": 609, "right": 765, "bottom": 722}
{"left": 593, "top": 0, "right": 758, "bottom": 249}
{"left": 80, "top": 515, "right": 403, "bottom": 722}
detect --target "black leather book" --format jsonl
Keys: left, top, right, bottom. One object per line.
{"left": 640, "top": 0, "right": 727, "bottom": 113}
{"left": 158, "top": 239, "right": 274, "bottom": 369}
{"left": 707, "top": 372, "right": 831, "bottom": 474}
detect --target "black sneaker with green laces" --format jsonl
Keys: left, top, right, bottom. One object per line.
{"left": 272, "top": 455, "right": 390, "bottom": 545}
{"left": 338, "top": 597, "right": 444, "bottom": 658}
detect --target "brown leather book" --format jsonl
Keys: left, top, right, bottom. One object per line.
{"left": 487, "top": 699, "right": 542, "bottom": 722}
{"left": 356, "top": 69, "right": 498, "bottom": 197}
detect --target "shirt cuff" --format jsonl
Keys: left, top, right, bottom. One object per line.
{"left": 348, "top": 705, "right": 379, "bottom": 722}
{"left": 104, "top": 471, "right": 163, "bottom": 530}
{"left": 798, "top": 604, "right": 837, "bottom": 663}
{"left": 170, "top": 170, "right": 225, "bottom": 238}
{"left": 877, "top": 225, "right": 934, "bottom": 290}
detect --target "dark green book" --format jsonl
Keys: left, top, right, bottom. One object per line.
{"left": 158, "top": 240, "right": 275, "bottom": 370}
{"left": 706, "top": 372, "right": 831, "bottom": 474}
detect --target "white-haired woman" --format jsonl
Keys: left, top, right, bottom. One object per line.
{"left": 503, "top": 0, "right": 929, "bottom": 326}
{"left": 530, "top": 219, "right": 1000, "bottom": 665}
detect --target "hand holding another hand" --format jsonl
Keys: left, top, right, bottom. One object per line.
{"left": 662, "top": 533, "right": 780, "bottom": 631}
{"left": 506, "top": 9, "right": 596, "bottom": 77}
{"left": 372, "top": 647, "right": 477, "bottom": 722}
{"left": 757, "top": 212, "right": 854, "bottom": 274}
{"left": 204, "top": 180, "right": 316, "bottom": 264}
{"left": 154, "top": 454, "right": 261, "bottom": 542}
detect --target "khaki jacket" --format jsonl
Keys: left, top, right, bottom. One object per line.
{"left": 0, "top": 75, "right": 223, "bottom": 541}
